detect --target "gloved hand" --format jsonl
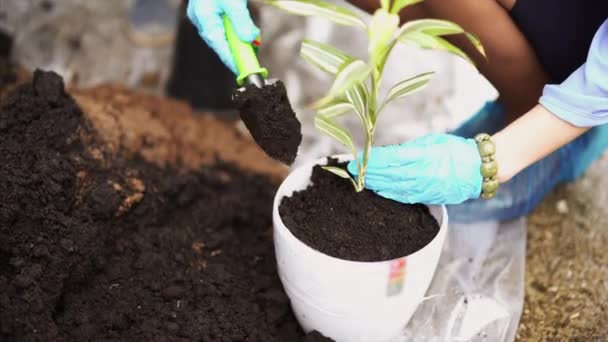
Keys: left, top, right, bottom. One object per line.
{"left": 187, "top": 0, "right": 260, "bottom": 74}
{"left": 347, "top": 133, "right": 483, "bottom": 205}
{"left": 372, "top": 100, "right": 608, "bottom": 223}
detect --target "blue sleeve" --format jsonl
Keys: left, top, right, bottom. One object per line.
{"left": 539, "top": 19, "right": 608, "bottom": 127}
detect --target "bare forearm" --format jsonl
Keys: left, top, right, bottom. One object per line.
{"left": 492, "top": 105, "right": 589, "bottom": 183}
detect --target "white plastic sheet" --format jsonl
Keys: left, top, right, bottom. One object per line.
{"left": 400, "top": 219, "right": 526, "bottom": 342}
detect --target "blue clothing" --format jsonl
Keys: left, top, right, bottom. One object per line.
{"left": 540, "top": 19, "right": 608, "bottom": 127}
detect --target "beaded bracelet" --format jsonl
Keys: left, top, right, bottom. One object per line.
{"left": 474, "top": 133, "right": 499, "bottom": 199}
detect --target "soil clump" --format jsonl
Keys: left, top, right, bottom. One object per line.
{"left": 233, "top": 81, "right": 302, "bottom": 165}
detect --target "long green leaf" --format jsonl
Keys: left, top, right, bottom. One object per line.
{"left": 312, "top": 60, "right": 372, "bottom": 108}
{"left": 397, "top": 19, "right": 485, "bottom": 62}
{"left": 368, "top": 9, "right": 400, "bottom": 66}
{"left": 328, "top": 60, "right": 371, "bottom": 96}
{"left": 464, "top": 32, "right": 486, "bottom": 58}
{"left": 300, "top": 39, "right": 354, "bottom": 75}
{"left": 262, "top": 0, "right": 366, "bottom": 29}
{"left": 322, "top": 166, "right": 358, "bottom": 189}
{"left": 345, "top": 82, "right": 369, "bottom": 128}
{"left": 314, "top": 115, "right": 355, "bottom": 151}
{"left": 399, "top": 31, "right": 473, "bottom": 64}
{"left": 391, "top": 0, "right": 423, "bottom": 14}
{"left": 384, "top": 71, "right": 434, "bottom": 104}
{"left": 316, "top": 101, "right": 355, "bottom": 118}
{"left": 398, "top": 19, "right": 485, "bottom": 57}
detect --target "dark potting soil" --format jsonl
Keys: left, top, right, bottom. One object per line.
{"left": 0, "top": 30, "right": 12, "bottom": 58}
{"left": 0, "top": 70, "right": 332, "bottom": 341}
{"left": 233, "top": 81, "right": 302, "bottom": 165}
{"left": 279, "top": 160, "right": 440, "bottom": 262}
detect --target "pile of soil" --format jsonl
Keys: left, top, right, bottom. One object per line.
{"left": 279, "top": 160, "right": 440, "bottom": 262}
{"left": 0, "top": 70, "right": 330, "bottom": 341}
{"left": 233, "top": 81, "right": 302, "bottom": 165}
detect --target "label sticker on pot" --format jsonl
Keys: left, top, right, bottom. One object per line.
{"left": 387, "top": 258, "right": 407, "bottom": 296}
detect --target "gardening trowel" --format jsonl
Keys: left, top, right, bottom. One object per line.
{"left": 224, "top": 16, "right": 302, "bottom": 165}
{"left": 224, "top": 16, "right": 269, "bottom": 88}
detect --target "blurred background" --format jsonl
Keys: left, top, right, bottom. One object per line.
{"left": 0, "top": 0, "right": 497, "bottom": 165}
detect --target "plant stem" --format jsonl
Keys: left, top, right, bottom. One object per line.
{"left": 356, "top": 130, "right": 372, "bottom": 192}
{"left": 356, "top": 68, "right": 382, "bottom": 192}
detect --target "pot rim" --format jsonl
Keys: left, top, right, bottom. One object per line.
{"left": 273, "top": 154, "right": 448, "bottom": 266}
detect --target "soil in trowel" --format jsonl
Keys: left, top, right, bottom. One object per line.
{"left": 0, "top": 70, "right": 332, "bottom": 342}
{"left": 233, "top": 81, "right": 302, "bottom": 165}
{"left": 279, "top": 159, "right": 440, "bottom": 262}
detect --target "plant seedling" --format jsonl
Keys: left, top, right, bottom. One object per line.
{"left": 260, "top": 0, "right": 485, "bottom": 191}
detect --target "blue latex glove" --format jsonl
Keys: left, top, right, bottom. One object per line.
{"left": 347, "top": 134, "right": 483, "bottom": 205}
{"left": 187, "top": 0, "right": 260, "bottom": 74}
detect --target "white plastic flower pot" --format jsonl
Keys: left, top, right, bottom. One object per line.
{"left": 273, "top": 155, "right": 448, "bottom": 342}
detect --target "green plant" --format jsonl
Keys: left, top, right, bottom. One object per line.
{"left": 260, "top": 0, "right": 485, "bottom": 191}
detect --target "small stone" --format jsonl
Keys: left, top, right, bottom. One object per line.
{"left": 556, "top": 200, "right": 569, "bottom": 214}
{"left": 191, "top": 241, "right": 205, "bottom": 254}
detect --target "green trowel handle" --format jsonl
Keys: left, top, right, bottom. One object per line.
{"left": 223, "top": 16, "right": 268, "bottom": 86}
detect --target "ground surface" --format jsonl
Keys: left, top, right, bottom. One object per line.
{"left": 0, "top": 70, "right": 339, "bottom": 342}
{"left": 517, "top": 155, "right": 608, "bottom": 341}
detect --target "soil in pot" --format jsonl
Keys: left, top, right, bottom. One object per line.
{"left": 279, "top": 159, "right": 440, "bottom": 262}
{"left": 0, "top": 70, "right": 331, "bottom": 342}
{"left": 233, "top": 81, "right": 302, "bottom": 165}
